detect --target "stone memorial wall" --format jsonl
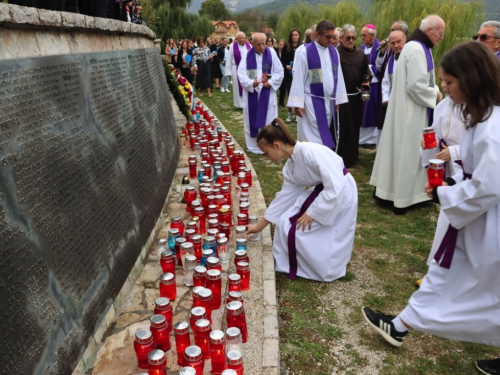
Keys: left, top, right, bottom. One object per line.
{"left": 0, "top": 6, "right": 179, "bottom": 375}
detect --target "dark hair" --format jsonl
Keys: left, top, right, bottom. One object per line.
{"left": 197, "top": 37, "right": 206, "bottom": 46}
{"left": 266, "top": 36, "right": 273, "bottom": 43}
{"left": 257, "top": 118, "right": 297, "bottom": 146}
{"left": 316, "top": 20, "right": 335, "bottom": 35}
{"left": 439, "top": 41, "right": 500, "bottom": 128}
{"left": 287, "top": 28, "right": 302, "bottom": 52}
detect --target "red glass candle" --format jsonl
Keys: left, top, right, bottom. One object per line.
{"left": 234, "top": 250, "right": 249, "bottom": 267}
{"left": 226, "top": 350, "right": 244, "bottom": 375}
{"left": 159, "top": 272, "right": 176, "bottom": 301}
{"left": 148, "top": 349, "right": 167, "bottom": 375}
{"left": 221, "top": 161, "right": 230, "bottom": 173}
{"left": 198, "top": 287, "right": 213, "bottom": 324}
{"left": 220, "top": 186, "right": 231, "bottom": 206}
{"left": 218, "top": 207, "right": 231, "bottom": 226}
{"left": 194, "top": 318, "right": 212, "bottom": 359}
{"left": 206, "top": 269, "right": 222, "bottom": 310}
{"left": 215, "top": 195, "right": 227, "bottom": 210}
{"left": 154, "top": 297, "right": 173, "bottom": 333}
{"left": 192, "top": 286, "right": 204, "bottom": 308}
{"left": 207, "top": 257, "right": 222, "bottom": 272}
{"left": 240, "top": 183, "right": 249, "bottom": 194}
{"left": 200, "top": 187, "right": 211, "bottom": 209}
{"left": 423, "top": 127, "right": 437, "bottom": 149}
{"left": 184, "top": 186, "right": 197, "bottom": 213}
{"left": 226, "top": 291, "right": 244, "bottom": 305}
{"left": 236, "top": 262, "right": 250, "bottom": 291}
{"left": 203, "top": 164, "right": 212, "bottom": 178}
{"left": 160, "top": 250, "right": 176, "bottom": 275}
{"left": 239, "top": 202, "right": 250, "bottom": 217}
{"left": 210, "top": 330, "right": 227, "bottom": 374}
{"left": 207, "top": 204, "right": 218, "bottom": 215}
{"left": 183, "top": 346, "right": 204, "bottom": 375}
{"left": 207, "top": 228, "right": 219, "bottom": 239}
{"left": 244, "top": 168, "right": 252, "bottom": 187}
{"left": 226, "top": 301, "right": 248, "bottom": 343}
{"left": 208, "top": 219, "right": 219, "bottom": 231}
{"left": 191, "top": 234, "right": 202, "bottom": 261}
{"left": 134, "top": 329, "right": 155, "bottom": 368}
{"left": 239, "top": 192, "right": 249, "bottom": 202}
{"left": 427, "top": 159, "right": 445, "bottom": 188}
{"left": 174, "top": 321, "right": 191, "bottom": 366}
{"left": 235, "top": 226, "right": 246, "bottom": 240}
{"left": 150, "top": 314, "right": 171, "bottom": 351}
{"left": 190, "top": 306, "right": 208, "bottom": 332}
{"left": 189, "top": 159, "right": 197, "bottom": 178}
{"left": 228, "top": 274, "right": 242, "bottom": 293}
{"left": 175, "top": 237, "right": 186, "bottom": 266}
{"left": 171, "top": 216, "right": 185, "bottom": 236}
{"left": 193, "top": 266, "right": 207, "bottom": 287}
{"left": 192, "top": 207, "right": 206, "bottom": 235}
{"left": 219, "top": 222, "right": 230, "bottom": 239}
{"left": 237, "top": 213, "right": 248, "bottom": 226}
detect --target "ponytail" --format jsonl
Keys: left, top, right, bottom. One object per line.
{"left": 257, "top": 118, "right": 297, "bottom": 146}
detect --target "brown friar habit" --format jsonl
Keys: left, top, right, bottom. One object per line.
{"left": 335, "top": 43, "right": 371, "bottom": 167}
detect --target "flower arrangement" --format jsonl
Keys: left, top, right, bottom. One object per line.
{"left": 163, "top": 61, "right": 193, "bottom": 121}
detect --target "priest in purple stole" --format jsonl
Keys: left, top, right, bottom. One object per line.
{"left": 237, "top": 33, "right": 284, "bottom": 154}
{"left": 288, "top": 20, "right": 348, "bottom": 148}
{"left": 226, "top": 31, "right": 252, "bottom": 108}
{"left": 359, "top": 24, "right": 381, "bottom": 145}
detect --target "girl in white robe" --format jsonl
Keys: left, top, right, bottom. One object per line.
{"left": 246, "top": 118, "right": 358, "bottom": 282}
{"left": 362, "top": 42, "right": 500, "bottom": 372}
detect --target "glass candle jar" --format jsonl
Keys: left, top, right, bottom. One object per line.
{"left": 189, "top": 159, "right": 197, "bottom": 178}
{"left": 237, "top": 173, "right": 246, "bottom": 186}
{"left": 194, "top": 318, "right": 212, "bottom": 359}
{"left": 185, "top": 227, "right": 197, "bottom": 239}
{"left": 236, "top": 262, "right": 250, "bottom": 291}
{"left": 192, "top": 286, "right": 204, "bottom": 308}
{"left": 221, "top": 161, "right": 230, "bottom": 173}
{"left": 423, "top": 127, "right": 437, "bottom": 149}
{"left": 175, "top": 237, "right": 186, "bottom": 266}
{"left": 206, "top": 269, "right": 222, "bottom": 310}
{"left": 240, "top": 183, "right": 249, "bottom": 194}
{"left": 228, "top": 274, "right": 242, "bottom": 293}
{"left": 203, "top": 235, "right": 217, "bottom": 256}
{"left": 221, "top": 186, "right": 232, "bottom": 207}
{"left": 203, "top": 163, "right": 212, "bottom": 178}
{"left": 180, "top": 242, "right": 194, "bottom": 269}
{"left": 239, "top": 202, "right": 250, "bottom": 216}
{"left": 219, "top": 223, "right": 230, "bottom": 239}
{"left": 184, "top": 186, "right": 197, "bottom": 213}
{"left": 234, "top": 250, "right": 249, "bottom": 267}
{"left": 217, "top": 237, "right": 230, "bottom": 264}
{"left": 215, "top": 195, "right": 227, "bottom": 210}
{"left": 134, "top": 329, "right": 155, "bottom": 369}
{"left": 148, "top": 349, "right": 167, "bottom": 375}
{"left": 235, "top": 226, "right": 246, "bottom": 240}
{"left": 184, "top": 255, "right": 198, "bottom": 286}
{"left": 191, "top": 235, "right": 202, "bottom": 261}
{"left": 239, "top": 192, "right": 249, "bottom": 203}
{"left": 427, "top": 158, "right": 445, "bottom": 188}
{"left": 207, "top": 194, "right": 216, "bottom": 208}
{"left": 226, "top": 350, "right": 244, "bottom": 375}
{"left": 236, "top": 238, "right": 247, "bottom": 251}
{"left": 248, "top": 215, "right": 259, "bottom": 242}
{"left": 174, "top": 321, "right": 191, "bottom": 365}
{"left": 193, "top": 207, "right": 206, "bottom": 234}
{"left": 207, "top": 257, "right": 222, "bottom": 272}
{"left": 171, "top": 216, "right": 185, "bottom": 236}
{"left": 226, "top": 302, "right": 248, "bottom": 343}
{"left": 154, "top": 297, "right": 173, "bottom": 333}
{"left": 190, "top": 306, "right": 207, "bottom": 332}
{"left": 159, "top": 272, "right": 176, "bottom": 301}
{"left": 160, "top": 250, "right": 176, "bottom": 275}
{"left": 190, "top": 199, "right": 202, "bottom": 216}
{"left": 183, "top": 346, "right": 204, "bottom": 375}
{"left": 197, "top": 169, "right": 205, "bottom": 184}
{"left": 218, "top": 207, "right": 231, "bottom": 227}
{"left": 210, "top": 330, "right": 227, "bottom": 375}
{"left": 226, "top": 291, "right": 244, "bottom": 305}
{"left": 208, "top": 219, "right": 219, "bottom": 231}
{"left": 200, "top": 187, "right": 211, "bottom": 209}
{"left": 201, "top": 249, "right": 213, "bottom": 267}
{"left": 150, "top": 314, "right": 171, "bottom": 351}
{"left": 156, "top": 238, "right": 168, "bottom": 264}
{"left": 208, "top": 204, "right": 219, "bottom": 215}
{"left": 244, "top": 168, "right": 252, "bottom": 187}
{"left": 221, "top": 370, "right": 237, "bottom": 375}
{"left": 168, "top": 229, "right": 180, "bottom": 253}
{"left": 198, "top": 287, "right": 213, "bottom": 324}
{"left": 225, "top": 327, "right": 243, "bottom": 354}
{"left": 193, "top": 266, "right": 207, "bottom": 287}
{"left": 237, "top": 213, "right": 248, "bottom": 227}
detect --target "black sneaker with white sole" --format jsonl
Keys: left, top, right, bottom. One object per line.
{"left": 476, "top": 358, "right": 500, "bottom": 375}
{"left": 361, "top": 306, "right": 407, "bottom": 347}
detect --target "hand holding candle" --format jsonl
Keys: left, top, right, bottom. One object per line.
{"left": 427, "top": 159, "right": 446, "bottom": 189}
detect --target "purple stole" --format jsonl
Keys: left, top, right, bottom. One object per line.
{"left": 305, "top": 42, "right": 339, "bottom": 149}
{"left": 414, "top": 40, "right": 435, "bottom": 127}
{"left": 246, "top": 47, "right": 273, "bottom": 137}
{"left": 497, "top": 51, "right": 500, "bottom": 62}
{"left": 286, "top": 167, "right": 349, "bottom": 280}
{"left": 233, "top": 41, "right": 251, "bottom": 96}
{"left": 360, "top": 39, "right": 380, "bottom": 78}
{"left": 360, "top": 40, "right": 381, "bottom": 128}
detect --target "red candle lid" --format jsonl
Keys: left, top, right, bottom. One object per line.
{"left": 134, "top": 329, "right": 153, "bottom": 344}
{"left": 148, "top": 349, "right": 166, "bottom": 365}
{"left": 174, "top": 321, "right": 189, "bottom": 334}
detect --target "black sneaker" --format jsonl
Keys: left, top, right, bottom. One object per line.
{"left": 361, "top": 306, "right": 407, "bottom": 347}
{"left": 476, "top": 358, "right": 500, "bottom": 375}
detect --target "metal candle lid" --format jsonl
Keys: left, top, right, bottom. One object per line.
{"left": 248, "top": 215, "right": 258, "bottom": 224}
{"left": 191, "top": 306, "right": 207, "bottom": 318}
{"left": 184, "top": 345, "right": 203, "bottom": 361}
{"left": 206, "top": 269, "right": 221, "bottom": 280}
{"left": 191, "top": 234, "right": 202, "bottom": 244}
{"left": 207, "top": 257, "right": 219, "bottom": 266}
{"left": 158, "top": 238, "right": 167, "bottom": 246}
{"left": 239, "top": 202, "right": 250, "bottom": 209}
{"left": 228, "top": 274, "right": 241, "bottom": 283}
{"left": 195, "top": 318, "right": 211, "bottom": 331}
{"left": 234, "top": 250, "right": 247, "bottom": 259}
{"left": 221, "top": 370, "right": 238, "bottom": 375}
{"left": 150, "top": 314, "right": 167, "bottom": 328}
{"left": 193, "top": 286, "right": 204, "bottom": 296}
{"left": 198, "top": 288, "right": 213, "bottom": 301}
{"left": 208, "top": 219, "right": 219, "bottom": 227}
{"left": 235, "top": 226, "right": 246, "bottom": 234}
{"left": 209, "top": 329, "right": 225, "bottom": 344}
{"left": 226, "top": 350, "right": 243, "bottom": 365}
{"left": 155, "top": 297, "right": 171, "bottom": 309}
{"left": 236, "top": 238, "right": 247, "bottom": 246}
{"left": 185, "top": 255, "right": 197, "bottom": 264}
{"left": 135, "top": 329, "right": 153, "bottom": 344}
{"left": 168, "top": 228, "right": 180, "bottom": 236}
{"left": 194, "top": 266, "right": 207, "bottom": 276}
{"left": 236, "top": 261, "right": 249, "bottom": 270}
{"left": 148, "top": 349, "right": 166, "bottom": 365}
{"left": 175, "top": 237, "right": 187, "bottom": 245}
{"left": 429, "top": 159, "right": 445, "bottom": 170}
{"left": 226, "top": 301, "right": 244, "bottom": 315}
{"left": 202, "top": 249, "right": 213, "bottom": 258}
{"left": 172, "top": 216, "right": 182, "bottom": 223}
{"left": 174, "top": 321, "right": 189, "bottom": 334}
{"left": 181, "top": 242, "right": 194, "bottom": 250}
{"left": 161, "top": 250, "right": 174, "bottom": 260}
{"left": 226, "top": 327, "right": 241, "bottom": 339}
{"left": 217, "top": 237, "right": 228, "bottom": 245}
{"left": 423, "top": 127, "right": 436, "bottom": 134}
{"left": 228, "top": 291, "right": 242, "bottom": 300}
{"left": 204, "top": 236, "right": 216, "bottom": 245}
{"left": 179, "top": 367, "right": 197, "bottom": 375}
{"left": 160, "top": 272, "right": 175, "bottom": 284}
{"left": 240, "top": 182, "right": 249, "bottom": 189}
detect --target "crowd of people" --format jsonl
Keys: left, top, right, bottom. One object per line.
{"left": 172, "top": 18, "right": 500, "bottom": 375}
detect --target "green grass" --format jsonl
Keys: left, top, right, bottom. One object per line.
{"left": 201, "top": 87, "right": 500, "bottom": 374}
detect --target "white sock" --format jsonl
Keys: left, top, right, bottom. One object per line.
{"left": 392, "top": 316, "right": 408, "bottom": 332}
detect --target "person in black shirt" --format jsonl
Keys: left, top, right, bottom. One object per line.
{"left": 281, "top": 28, "right": 302, "bottom": 121}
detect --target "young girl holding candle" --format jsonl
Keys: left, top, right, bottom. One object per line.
{"left": 362, "top": 42, "right": 500, "bottom": 374}
{"left": 246, "top": 118, "right": 358, "bottom": 282}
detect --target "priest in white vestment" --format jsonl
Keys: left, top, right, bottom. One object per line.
{"left": 237, "top": 33, "right": 284, "bottom": 154}
{"left": 370, "top": 16, "right": 445, "bottom": 214}
{"left": 225, "top": 32, "right": 251, "bottom": 109}
{"left": 288, "top": 21, "right": 347, "bottom": 146}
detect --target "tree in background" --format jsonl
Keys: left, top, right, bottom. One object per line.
{"left": 199, "top": 0, "right": 231, "bottom": 20}
{"left": 318, "top": 1, "right": 365, "bottom": 35}
{"left": 234, "top": 8, "right": 267, "bottom": 35}
{"left": 275, "top": 2, "right": 317, "bottom": 41}
{"left": 266, "top": 12, "right": 279, "bottom": 32}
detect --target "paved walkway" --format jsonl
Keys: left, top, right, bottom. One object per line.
{"left": 82, "top": 99, "right": 279, "bottom": 374}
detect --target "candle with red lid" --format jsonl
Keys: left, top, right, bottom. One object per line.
{"left": 210, "top": 330, "right": 227, "bottom": 374}
{"left": 206, "top": 269, "right": 222, "bottom": 310}
{"left": 427, "top": 159, "right": 445, "bottom": 189}
{"left": 134, "top": 329, "right": 155, "bottom": 368}
{"left": 183, "top": 346, "right": 204, "bottom": 375}
{"left": 194, "top": 318, "right": 212, "bottom": 359}
{"left": 154, "top": 297, "right": 173, "bottom": 333}
{"left": 226, "top": 350, "right": 244, "bottom": 375}
{"left": 150, "top": 314, "right": 170, "bottom": 351}
{"left": 159, "top": 272, "right": 176, "bottom": 301}
{"left": 148, "top": 349, "right": 167, "bottom": 375}
{"left": 236, "top": 261, "right": 250, "bottom": 291}
{"left": 190, "top": 306, "right": 207, "bottom": 332}
{"left": 423, "top": 127, "right": 437, "bottom": 149}
{"left": 226, "top": 301, "right": 248, "bottom": 343}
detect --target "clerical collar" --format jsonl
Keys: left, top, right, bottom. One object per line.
{"left": 408, "top": 28, "right": 434, "bottom": 48}
{"left": 314, "top": 40, "right": 327, "bottom": 50}
{"left": 394, "top": 53, "right": 400, "bottom": 60}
